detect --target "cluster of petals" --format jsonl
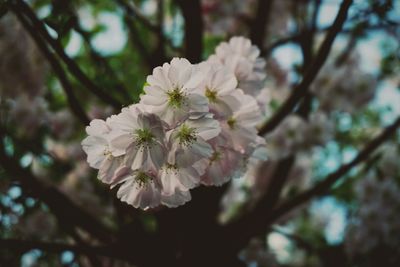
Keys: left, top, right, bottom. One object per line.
{"left": 345, "top": 176, "right": 400, "bottom": 256}
{"left": 311, "top": 52, "right": 377, "bottom": 113}
{"left": 82, "top": 37, "right": 267, "bottom": 209}
{"left": 266, "top": 112, "right": 334, "bottom": 159}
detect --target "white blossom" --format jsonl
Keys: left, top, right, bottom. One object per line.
{"left": 140, "top": 58, "right": 208, "bottom": 126}
{"left": 111, "top": 166, "right": 162, "bottom": 210}
{"left": 208, "top": 36, "right": 267, "bottom": 98}
{"left": 81, "top": 119, "right": 123, "bottom": 184}
{"left": 81, "top": 37, "right": 268, "bottom": 210}
{"left": 196, "top": 62, "right": 239, "bottom": 118}
{"left": 108, "top": 104, "right": 166, "bottom": 170}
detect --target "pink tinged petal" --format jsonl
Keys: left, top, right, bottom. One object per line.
{"left": 134, "top": 183, "right": 161, "bottom": 210}
{"left": 138, "top": 112, "right": 165, "bottom": 140}
{"left": 202, "top": 149, "right": 239, "bottom": 186}
{"left": 189, "top": 118, "right": 221, "bottom": 141}
{"left": 169, "top": 58, "right": 192, "bottom": 87}
{"left": 202, "top": 163, "right": 227, "bottom": 186}
{"left": 165, "top": 105, "right": 190, "bottom": 126}
{"left": 187, "top": 94, "right": 209, "bottom": 113}
{"left": 114, "top": 170, "right": 162, "bottom": 209}
{"left": 160, "top": 170, "right": 187, "bottom": 195}
{"left": 178, "top": 166, "right": 202, "bottom": 189}
{"left": 130, "top": 148, "right": 148, "bottom": 170}
{"left": 81, "top": 136, "right": 107, "bottom": 168}
{"left": 98, "top": 156, "right": 123, "bottom": 184}
{"left": 109, "top": 109, "right": 139, "bottom": 132}
{"left": 110, "top": 165, "right": 132, "bottom": 187}
{"left": 192, "top": 158, "right": 209, "bottom": 176}
{"left": 184, "top": 69, "right": 205, "bottom": 90}
{"left": 148, "top": 65, "right": 172, "bottom": 90}
{"left": 191, "top": 140, "right": 213, "bottom": 159}
{"left": 212, "top": 69, "right": 237, "bottom": 95}
{"left": 225, "top": 126, "right": 256, "bottom": 154}
{"left": 86, "top": 119, "right": 110, "bottom": 136}
{"left": 149, "top": 144, "right": 166, "bottom": 170}
{"left": 141, "top": 88, "right": 167, "bottom": 104}
{"left": 109, "top": 132, "right": 133, "bottom": 157}
{"left": 85, "top": 149, "right": 105, "bottom": 168}
{"left": 175, "top": 147, "right": 203, "bottom": 167}
{"left": 161, "top": 190, "right": 191, "bottom": 208}
{"left": 215, "top": 95, "right": 241, "bottom": 118}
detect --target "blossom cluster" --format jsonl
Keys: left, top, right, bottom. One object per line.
{"left": 201, "top": 0, "right": 293, "bottom": 39}
{"left": 311, "top": 52, "right": 377, "bottom": 113}
{"left": 345, "top": 175, "right": 400, "bottom": 257}
{"left": 266, "top": 112, "right": 334, "bottom": 159}
{"left": 82, "top": 37, "right": 267, "bottom": 209}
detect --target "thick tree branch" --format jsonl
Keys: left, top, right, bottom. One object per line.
{"left": 11, "top": 6, "right": 89, "bottom": 125}
{"left": 122, "top": 13, "right": 153, "bottom": 70}
{"left": 258, "top": 0, "right": 353, "bottom": 135}
{"left": 250, "top": 0, "right": 274, "bottom": 49}
{"left": 14, "top": 0, "right": 123, "bottom": 109}
{"left": 175, "top": 0, "right": 203, "bottom": 63}
{"left": 272, "top": 116, "right": 400, "bottom": 221}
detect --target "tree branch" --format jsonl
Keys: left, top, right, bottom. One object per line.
{"left": 250, "top": 0, "right": 274, "bottom": 49}
{"left": 118, "top": 0, "right": 160, "bottom": 32}
{"left": 73, "top": 24, "right": 132, "bottom": 101}
{"left": 10, "top": 5, "right": 89, "bottom": 125}
{"left": 272, "top": 116, "right": 400, "bottom": 221}
{"left": 0, "top": 133, "right": 114, "bottom": 243}
{"left": 258, "top": 0, "right": 353, "bottom": 135}
{"left": 264, "top": 13, "right": 394, "bottom": 56}
{"left": 221, "top": 116, "right": 399, "bottom": 259}
{"left": 175, "top": 0, "right": 203, "bottom": 63}
{"left": 14, "top": 0, "right": 123, "bottom": 109}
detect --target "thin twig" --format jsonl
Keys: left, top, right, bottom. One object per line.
{"left": 264, "top": 19, "right": 394, "bottom": 56}
{"left": 118, "top": 0, "right": 160, "bottom": 32}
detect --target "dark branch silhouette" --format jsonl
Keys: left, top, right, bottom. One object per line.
{"left": 226, "top": 116, "right": 400, "bottom": 248}
{"left": 175, "top": 0, "right": 204, "bottom": 63}
{"left": 10, "top": 5, "right": 89, "bottom": 125}
{"left": 14, "top": 0, "right": 124, "bottom": 109}
{"left": 272, "top": 116, "right": 400, "bottom": 221}
{"left": 250, "top": 0, "right": 274, "bottom": 48}
{"left": 258, "top": 0, "right": 353, "bottom": 135}
{"left": 0, "top": 131, "right": 114, "bottom": 243}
